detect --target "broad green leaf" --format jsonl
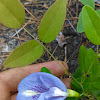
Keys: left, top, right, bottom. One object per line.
{"left": 72, "top": 45, "right": 100, "bottom": 98}
{"left": 41, "top": 67, "right": 52, "bottom": 74}
{"left": 4, "top": 40, "right": 44, "bottom": 68}
{"left": 83, "top": 77, "right": 100, "bottom": 92}
{"left": 80, "top": 0, "right": 95, "bottom": 8}
{"left": 0, "top": 0, "right": 25, "bottom": 28}
{"left": 77, "top": 12, "right": 84, "bottom": 33}
{"left": 79, "top": 45, "right": 100, "bottom": 80}
{"left": 82, "top": 5, "right": 100, "bottom": 45}
{"left": 79, "top": 45, "right": 87, "bottom": 73}
{"left": 96, "top": 9, "right": 100, "bottom": 16}
{"left": 38, "top": 0, "right": 67, "bottom": 43}
{"left": 77, "top": 0, "right": 95, "bottom": 33}
{"left": 72, "top": 68, "right": 83, "bottom": 79}
{"left": 77, "top": 8, "right": 100, "bottom": 34}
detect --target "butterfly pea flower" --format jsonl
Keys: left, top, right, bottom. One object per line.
{"left": 17, "top": 72, "right": 68, "bottom": 100}
{"left": 17, "top": 72, "right": 80, "bottom": 100}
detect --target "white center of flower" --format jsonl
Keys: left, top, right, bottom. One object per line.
{"left": 53, "top": 87, "right": 68, "bottom": 97}
{"left": 45, "top": 87, "right": 68, "bottom": 99}
{"left": 23, "top": 90, "right": 40, "bottom": 96}
{"left": 22, "top": 87, "right": 68, "bottom": 98}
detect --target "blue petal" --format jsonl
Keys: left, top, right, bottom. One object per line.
{"left": 18, "top": 72, "right": 49, "bottom": 93}
{"left": 17, "top": 72, "right": 67, "bottom": 100}
{"left": 38, "top": 92, "right": 66, "bottom": 100}
{"left": 39, "top": 73, "right": 67, "bottom": 91}
{"left": 38, "top": 87, "right": 67, "bottom": 100}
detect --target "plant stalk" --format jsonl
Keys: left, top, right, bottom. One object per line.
{"left": 23, "top": 27, "right": 68, "bottom": 74}
{"left": 23, "top": 27, "right": 86, "bottom": 95}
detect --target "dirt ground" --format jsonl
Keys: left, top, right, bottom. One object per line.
{"left": 0, "top": 0, "right": 99, "bottom": 74}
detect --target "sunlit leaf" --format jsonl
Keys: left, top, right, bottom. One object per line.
{"left": 0, "top": 0, "right": 25, "bottom": 28}
{"left": 77, "top": 1, "right": 95, "bottom": 33}
{"left": 82, "top": 5, "right": 100, "bottom": 45}
{"left": 41, "top": 67, "right": 52, "bottom": 74}
{"left": 4, "top": 40, "right": 44, "bottom": 68}
{"left": 38, "top": 0, "right": 67, "bottom": 43}
{"left": 96, "top": 9, "right": 100, "bottom": 16}
{"left": 80, "top": 0, "right": 95, "bottom": 8}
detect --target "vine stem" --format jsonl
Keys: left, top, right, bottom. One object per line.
{"left": 97, "top": 45, "right": 99, "bottom": 54}
{"left": 22, "top": 27, "right": 85, "bottom": 93}
{"left": 68, "top": 72, "right": 85, "bottom": 93}
{"left": 81, "top": 56, "right": 97, "bottom": 85}
{"left": 23, "top": 27, "right": 68, "bottom": 74}
{"left": 23, "top": 5, "right": 85, "bottom": 93}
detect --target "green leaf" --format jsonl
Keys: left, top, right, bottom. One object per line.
{"left": 82, "top": 5, "right": 100, "bottom": 45}
{"left": 80, "top": 0, "right": 95, "bottom": 8}
{"left": 93, "top": 90, "right": 100, "bottom": 100}
{"left": 41, "top": 67, "right": 52, "bottom": 74}
{"left": 72, "top": 68, "right": 83, "bottom": 79}
{"left": 71, "top": 75, "right": 82, "bottom": 93}
{"left": 77, "top": 12, "right": 84, "bottom": 33}
{"left": 96, "top": 9, "right": 100, "bottom": 16}
{"left": 79, "top": 46, "right": 100, "bottom": 90}
{"left": 4, "top": 40, "right": 44, "bottom": 68}
{"left": 72, "top": 45, "right": 100, "bottom": 98}
{"left": 38, "top": 0, "right": 67, "bottom": 43}
{"left": 0, "top": 0, "right": 25, "bottom": 28}
{"left": 77, "top": 1, "right": 95, "bottom": 33}
{"left": 71, "top": 68, "right": 83, "bottom": 94}
{"left": 79, "top": 45, "right": 88, "bottom": 73}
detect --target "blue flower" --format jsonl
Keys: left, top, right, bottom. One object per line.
{"left": 17, "top": 72, "right": 68, "bottom": 100}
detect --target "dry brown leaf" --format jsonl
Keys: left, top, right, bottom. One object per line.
{"left": 56, "top": 32, "right": 67, "bottom": 47}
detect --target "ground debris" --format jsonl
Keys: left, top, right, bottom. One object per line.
{"left": 56, "top": 32, "right": 67, "bottom": 47}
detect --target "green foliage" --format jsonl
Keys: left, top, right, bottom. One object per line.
{"left": 96, "top": 9, "right": 100, "bottom": 16}
{"left": 72, "top": 45, "right": 100, "bottom": 99}
{"left": 41, "top": 67, "right": 52, "bottom": 74}
{"left": 77, "top": 12, "right": 84, "bottom": 33}
{"left": 38, "top": 0, "right": 67, "bottom": 43}
{"left": 0, "top": 0, "right": 25, "bottom": 28}
{"left": 1, "top": 0, "right": 100, "bottom": 99}
{"left": 3, "top": 0, "right": 67, "bottom": 68}
{"left": 93, "top": 90, "right": 100, "bottom": 100}
{"left": 82, "top": 5, "right": 100, "bottom": 45}
{"left": 80, "top": 0, "right": 95, "bottom": 8}
{"left": 4, "top": 40, "right": 44, "bottom": 68}
{"left": 77, "top": 0, "right": 95, "bottom": 33}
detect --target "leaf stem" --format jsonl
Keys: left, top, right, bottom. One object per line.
{"left": 68, "top": 72, "right": 85, "bottom": 93}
